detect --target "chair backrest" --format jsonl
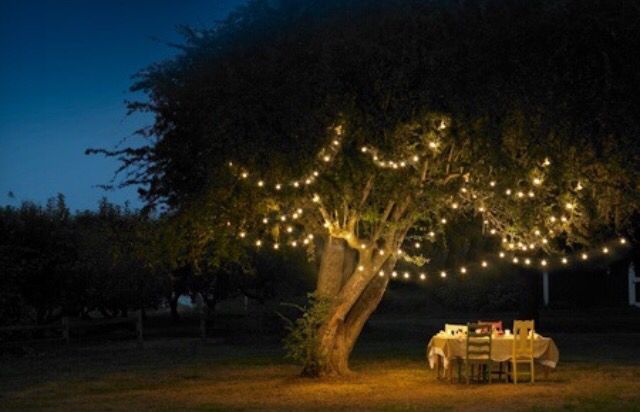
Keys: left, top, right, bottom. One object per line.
{"left": 513, "top": 320, "right": 534, "bottom": 357}
{"left": 445, "top": 323, "right": 468, "bottom": 335}
{"left": 478, "top": 320, "right": 503, "bottom": 334}
{"left": 466, "top": 322, "right": 492, "bottom": 360}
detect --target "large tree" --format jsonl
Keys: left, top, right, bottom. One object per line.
{"left": 94, "top": 0, "right": 640, "bottom": 375}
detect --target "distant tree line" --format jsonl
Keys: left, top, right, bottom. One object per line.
{"left": 0, "top": 194, "right": 313, "bottom": 327}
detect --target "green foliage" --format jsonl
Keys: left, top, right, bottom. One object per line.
{"left": 0, "top": 196, "right": 172, "bottom": 325}
{"left": 279, "top": 293, "right": 332, "bottom": 371}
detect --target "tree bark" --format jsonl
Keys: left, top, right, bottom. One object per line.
{"left": 305, "top": 238, "right": 395, "bottom": 377}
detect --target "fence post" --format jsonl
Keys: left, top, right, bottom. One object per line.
{"left": 196, "top": 293, "right": 207, "bottom": 342}
{"left": 136, "top": 310, "right": 144, "bottom": 348}
{"left": 542, "top": 271, "right": 549, "bottom": 307}
{"left": 629, "top": 262, "right": 638, "bottom": 307}
{"left": 62, "top": 316, "right": 70, "bottom": 344}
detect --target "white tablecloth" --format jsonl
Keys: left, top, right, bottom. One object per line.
{"left": 427, "top": 334, "right": 559, "bottom": 370}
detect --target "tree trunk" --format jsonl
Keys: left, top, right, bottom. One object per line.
{"left": 169, "top": 293, "right": 180, "bottom": 322}
{"left": 304, "top": 237, "right": 395, "bottom": 377}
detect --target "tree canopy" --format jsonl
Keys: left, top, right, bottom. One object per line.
{"left": 92, "top": 0, "right": 640, "bottom": 375}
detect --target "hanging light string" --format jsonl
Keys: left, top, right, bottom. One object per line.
{"left": 226, "top": 121, "right": 631, "bottom": 284}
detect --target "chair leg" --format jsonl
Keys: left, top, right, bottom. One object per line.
{"left": 513, "top": 361, "right": 517, "bottom": 384}
{"left": 530, "top": 360, "right": 535, "bottom": 383}
{"left": 487, "top": 362, "right": 493, "bottom": 384}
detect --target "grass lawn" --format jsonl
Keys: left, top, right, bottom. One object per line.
{"left": 3, "top": 331, "right": 640, "bottom": 411}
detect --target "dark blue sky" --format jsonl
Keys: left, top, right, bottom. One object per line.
{"left": 0, "top": 0, "right": 245, "bottom": 211}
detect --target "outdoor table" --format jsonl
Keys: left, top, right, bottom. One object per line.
{"left": 426, "top": 333, "right": 559, "bottom": 379}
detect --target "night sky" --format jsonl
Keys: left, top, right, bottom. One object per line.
{"left": 0, "top": 0, "right": 245, "bottom": 211}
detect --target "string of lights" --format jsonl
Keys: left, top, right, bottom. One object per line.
{"left": 225, "top": 121, "right": 631, "bottom": 284}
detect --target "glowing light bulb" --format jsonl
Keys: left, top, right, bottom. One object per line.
{"left": 415, "top": 242, "right": 421, "bottom": 248}
{"left": 262, "top": 218, "right": 268, "bottom": 224}
{"left": 561, "top": 257, "right": 568, "bottom": 264}
{"left": 512, "top": 257, "right": 519, "bottom": 264}
{"left": 378, "top": 250, "right": 385, "bottom": 256}
{"left": 490, "top": 229, "right": 497, "bottom": 235}
{"left": 620, "top": 238, "right": 627, "bottom": 245}
{"left": 565, "top": 203, "right": 574, "bottom": 210}
{"left": 333, "top": 140, "right": 340, "bottom": 146}
{"left": 312, "top": 194, "right": 320, "bottom": 203}
{"left": 481, "top": 261, "right": 488, "bottom": 268}
{"left": 602, "top": 247, "right": 609, "bottom": 254}
{"left": 397, "top": 249, "right": 403, "bottom": 255}
{"left": 275, "top": 183, "right": 282, "bottom": 190}
{"left": 391, "top": 271, "right": 398, "bottom": 278}
{"left": 429, "top": 231, "right": 435, "bottom": 237}
{"left": 413, "top": 155, "right": 419, "bottom": 162}
{"left": 460, "top": 267, "right": 467, "bottom": 274}
{"left": 286, "top": 226, "right": 293, "bottom": 233}
{"left": 420, "top": 273, "right": 426, "bottom": 280}
{"left": 291, "top": 241, "right": 298, "bottom": 247}
{"left": 400, "top": 161, "right": 406, "bottom": 167}
{"left": 440, "top": 271, "right": 447, "bottom": 278}
{"left": 441, "top": 218, "right": 447, "bottom": 224}
{"left": 524, "top": 258, "right": 531, "bottom": 265}
{"left": 542, "top": 158, "right": 551, "bottom": 167}
{"left": 533, "top": 178, "right": 542, "bottom": 186}
{"left": 303, "top": 239, "right": 309, "bottom": 245}
{"left": 379, "top": 270, "right": 385, "bottom": 277}
{"left": 257, "top": 180, "right": 264, "bottom": 187}
{"left": 489, "top": 181, "right": 496, "bottom": 187}
{"left": 323, "top": 155, "right": 331, "bottom": 162}
{"left": 517, "top": 191, "right": 524, "bottom": 198}
{"left": 542, "top": 238, "right": 548, "bottom": 244}
{"left": 241, "top": 172, "right": 248, "bottom": 179}
{"left": 499, "top": 252, "right": 505, "bottom": 258}
{"left": 541, "top": 259, "right": 547, "bottom": 267}
{"left": 358, "top": 265, "right": 365, "bottom": 272}
{"left": 505, "top": 189, "right": 512, "bottom": 196}
{"left": 273, "top": 243, "right": 280, "bottom": 250}
{"left": 361, "top": 147, "right": 368, "bottom": 153}
{"left": 534, "top": 230, "right": 541, "bottom": 236}
{"left": 451, "top": 202, "right": 459, "bottom": 209}
{"left": 460, "top": 187, "right": 468, "bottom": 193}
{"left": 478, "top": 207, "right": 486, "bottom": 212}
{"left": 280, "top": 215, "right": 287, "bottom": 222}
{"left": 305, "top": 178, "right": 311, "bottom": 185}
{"left": 550, "top": 216, "right": 557, "bottom": 223}
{"left": 581, "top": 253, "right": 588, "bottom": 260}
{"left": 429, "top": 141, "right": 438, "bottom": 149}
{"left": 293, "top": 181, "right": 300, "bottom": 188}
{"left": 403, "top": 272, "right": 410, "bottom": 279}
{"left": 255, "top": 240, "right": 262, "bottom": 247}
{"left": 528, "top": 191, "right": 535, "bottom": 198}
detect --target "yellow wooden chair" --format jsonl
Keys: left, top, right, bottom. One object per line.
{"left": 463, "top": 323, "right": 493, "bottom": 384}
{"left": 512, "top": 320, "right": 535, "bottom": 383}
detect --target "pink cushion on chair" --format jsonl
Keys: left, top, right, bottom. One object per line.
{"left": 478, "top": 320, "right": 503, "bottom": 333}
